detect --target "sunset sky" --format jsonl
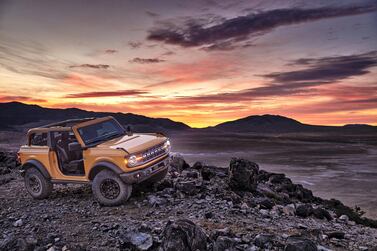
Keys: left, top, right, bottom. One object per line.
{"left": 0, "top": 0, "right": 376, "bottom": 127}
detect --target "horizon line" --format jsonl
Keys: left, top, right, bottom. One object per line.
{"left": 1, "top": 101, "right": 376, "bottom": 128}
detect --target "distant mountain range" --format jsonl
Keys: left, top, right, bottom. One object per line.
{"left": 212, "top": 114, "right": 377, "bottom": 133}
{"left": 0, "top": 102, "right": 189, "bottom": 132}
{"left": 0, "top": 102, "right": 376, "bottom": 134}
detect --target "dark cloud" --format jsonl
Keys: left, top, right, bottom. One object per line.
{"left": 128, "top": 41, "right": 143, "bottom": 49}
{"left": 264, "top": 51, "right": 377, "bottom": 83}
{"left": 69, "top": 64, "right": 110, "bottom": 69}
{"left": 64, "top": 90, "right": 148, "bottom": 98}
{"left": 161, "top": 51, "right": 175, "bottom": 56}
{"left": 147, "top": 4, "right": 377, "bottom": 50}
{"left": 104, "top": 49, "right": 118, "bottom": 54}
{"left": 169, "top": 52, "right": 377, "bottom": 103}
{"left": 0, "top": 95, "right": 46, "bottom": 103}
{"left": 146, "top": 11, "right": 160, "bottom": 18}
{"left": 129, "top": 57, "right": 165, "bottom": 64}
{"left": 145, "top": 79, "right": 182, "bottom": 88}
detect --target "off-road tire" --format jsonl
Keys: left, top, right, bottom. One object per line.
{"left": 92, "top": 170, "right": 132, "bottom": 206}
{"left": 24, "top": 167, "right": 53, "bottom": 199}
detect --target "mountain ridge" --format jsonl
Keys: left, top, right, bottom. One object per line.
{"left": 0, "top": 102, "right": 189, "bottom": 132}
{"left": 0, "top": 102, "right": 376, "bottom": 133}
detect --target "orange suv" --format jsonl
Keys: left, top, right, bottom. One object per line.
{"left": 18, "top": 116, "right": 170, "bottom": 205}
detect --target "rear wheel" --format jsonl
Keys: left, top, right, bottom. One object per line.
{"left": 24, "top": 167, "right": 53, "bottom": 199}
{"left": 92, "top": 170, "right": 132, "bottom": 206}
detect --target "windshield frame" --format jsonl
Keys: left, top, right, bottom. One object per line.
{"left": 72, "top": 117, "right": 126, "bottom": 147}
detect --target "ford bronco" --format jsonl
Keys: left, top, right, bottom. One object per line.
{"left": 18, "top": 116, "right": 170, "bottom": 206}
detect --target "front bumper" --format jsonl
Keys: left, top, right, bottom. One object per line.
{"left": 120, "top": 156, "right": 169, "bottom": 184}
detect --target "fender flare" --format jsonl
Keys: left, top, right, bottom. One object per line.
{"left": 21, "top": 159, "right": 51, "bottom": 179}
{"left": 88, "top": 161, "right": 123, "bottom": 180}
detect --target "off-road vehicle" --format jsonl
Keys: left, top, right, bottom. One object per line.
{"left": 18, "top": 116, "right": 171, "bottom": 206}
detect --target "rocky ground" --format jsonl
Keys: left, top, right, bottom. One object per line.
{"left": 1, "top": 151, "right": 377, "bottom": 251}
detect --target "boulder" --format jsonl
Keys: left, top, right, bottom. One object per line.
{"left": 257, "top": 198, "right": 275, "bottom": 210}
{"left": 213, "top": 236, "right": 236, "bottom": 251}
{"left": 268, "top": 173, "right": 287, "bottom": 184}
{"left": 160, "top": 219, "right": 207, "bottom": 251}
{"left": 254, "top": 234, "right": 274, "bottom": 248}
{"left": 201, "top": 166, "right": 218, "bottom": 181}
{"left": 326, "top": 231, "right": 345, "bottom": 239}
{"left": 192, "top": 162, "right": 203, "bottom": 170}
{"left": 312, "top": 208, "right": 332, "bottom": 221}
{"left": 182, "top": 170, "right": 199, "bottom": 179}
{"left": 284, "top": 237, "right": 317, "bottom": 251}
{"left": 176, "top": 180, "right": 199, "bottom": 195}
{"left": 295, "top": 204, "right": 313, "bottom": 218}
{"left": 282, "top": 204, "right": 296, "bottom": 216}
{"left": 228, "top": 158, "right": 259, "bottom": 192}
{"left": 169, "top": 154, "right": 190, "bottom": 173}
{"left": 120, "top": 230, "right": 153, "bottom": 250}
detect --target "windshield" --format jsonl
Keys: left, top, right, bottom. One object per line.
{"left": 77, "top": 119, "right": 125, "bottom": 145}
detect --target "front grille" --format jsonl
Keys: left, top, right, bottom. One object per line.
{"left": 142, "top": 142, "right": 167, "bottom": 162}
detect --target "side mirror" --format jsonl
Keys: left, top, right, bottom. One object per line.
{"left": 126, "top": 125, "right": 133, "bottom": 136}
{"left": 68, "top": 142, "right": 81, "bottom": 152}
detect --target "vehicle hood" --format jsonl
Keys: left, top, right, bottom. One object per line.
{"left": 97, "top": 133, "right": 166, "bottom": 154}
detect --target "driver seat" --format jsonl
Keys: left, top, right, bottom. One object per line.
{"left": 56, "top": 133, "right": 84, "bottom": 175}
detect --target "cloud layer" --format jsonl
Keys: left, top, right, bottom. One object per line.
{"left": 148, "top": 4, "right": 377, "bottom": 50}
{"left": 64, "top": 89, "right": 147, "bottom": 98}
{"left": 129, "top": 57, "right": 165, "bottom": 64}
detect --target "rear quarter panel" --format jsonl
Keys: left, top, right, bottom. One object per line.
{"left": 19, "top": 145, "right": 51, "bottom": 172}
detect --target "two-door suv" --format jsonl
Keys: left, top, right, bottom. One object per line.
{"left": 18, "top": 116, "right": 170, "bottom": 205}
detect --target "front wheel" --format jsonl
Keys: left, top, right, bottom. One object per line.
{"left": 92, "top": 170, "right": 132, "bottom": 206}
{"left": 24, "top": 167, "right": 53, "bottom": 199}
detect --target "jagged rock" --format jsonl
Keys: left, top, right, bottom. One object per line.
{"left": 284, "top": 237, "right": 317, "bottom": 251}
{"left": 169, "top": 154, "right": 190, "bottom": 173}
{"left": 268, "top": 173, "right": 287, "bottom": 184}
{"left": 228, "top": 158, "right": 259, "bottom": 192}
{"left": 147, "top": 195, "right": 167, "bottom": 207}
{"left": 317, "top": 245, "right": 332, "bottom": 251}
{"left": 0, "top": 234, "right": 37, "bottom": 251}
{"left": 182, "top": 170, "right": 199, "bottom": 179}
{"left": 201, "top": 166, "right": 218, "bottom": 181}
{"left": 257, "top": 198, "right": 275, "bottom": 210}
{"left": 257, "top": 184, "right": 282, "bottom": 200}
{"left": 0, "top": 176, "right": 14, "bottom": 185}
{"left": 254, "top": 234, "right": 274, "bottom": 248}
{"left": 295, "top": 204, "right": 313, "bottom": 218}
{"left": 192, "top": 162, "right": 203, "bottom": 170}
{"left": 313, "top": 208, "right": 332, "bottom": 221}
{"left": 13, "top": 219, "right": 23, "bottom": 227}
{"left": 282, "top": 204, "right": 296, "bottom": 216}
{"left": 176, "top": 180, "right": 199, "bottom": 195}
{"left": 120, "top": 230, "right": 153, "bottom": 250}
{"left": 201, "top": 166, "right": 228, "bottom": 181}
{"left": 204, "top": 212, "right": 213, "bottom": 219}
{"left": 160, "top": 219, "right": 207, "bottom": 251}
{"left": 338, "top": 215, "right": 349, "bottom": 223}
{"left": 213, "top": 236, "right": 236, "bottom": 251}
{"left": 327, "top": 231, "right": 345, "bottom": 239}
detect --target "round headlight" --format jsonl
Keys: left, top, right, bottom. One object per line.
{"left": 128, "top": 155, "right": 137, "bottom": 167}
{"left": 164, "top": 140, "right": 171, "bottom": 151}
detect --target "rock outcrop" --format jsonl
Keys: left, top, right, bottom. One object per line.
{"left": 1, "top": 152, "right": 377, "bottom": 250}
